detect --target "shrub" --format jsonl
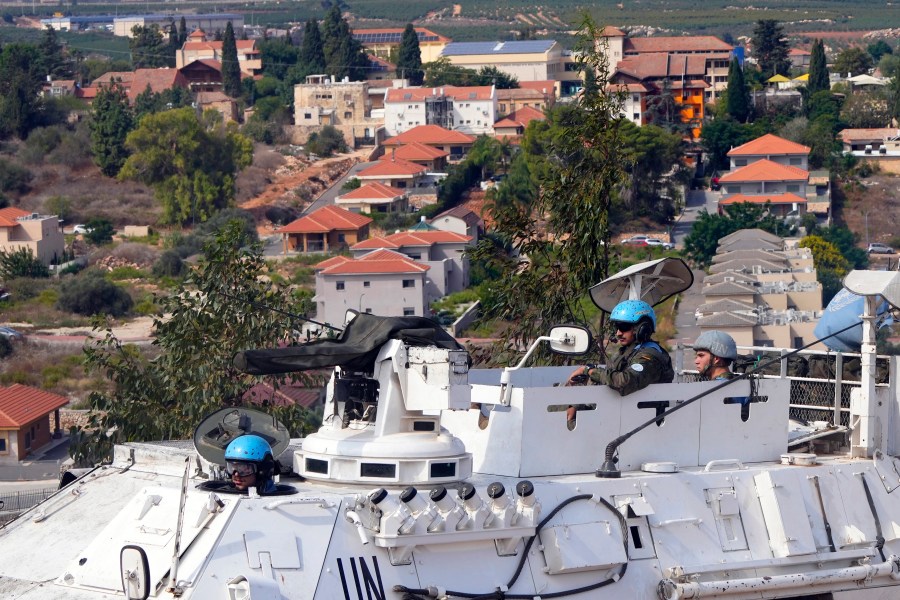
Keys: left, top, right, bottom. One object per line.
{"left": 265, "top": 205, "right": 298, "bottom": 225}
{"left": 0, "top": 248, "right": 50, "bottom": 279}
{"left": 0, "top": 158, "right": 32, "bottom": 195}
{"left": 84, "top": 218, "right": 115, "bottom": 245}
{"left": 2, "top": 277, "right": 53, "bottom": 301}
{"left": 305, "top": 125, "right": 348, "bottom": 157}
{"left": 44, "top": 196, "right": 73, "bottom": 222}
{"left": 152, "top": 250, "right": 185, "bottom": 277}
{"left": 109, "top": 242, "right": 159, "bottom": 267}
{"left": 21, "top": 126, "right": 63, "bottom": 164}
{"left": 341, "top": 177, "right": 362, "bottom": 191}
{"left": 56, "top": 271, "right": 134, "bottom": 316}
{"left": 107, "top": 266, "right": 146, "bottom": 280}
{"left": 0, "top": 336, "right": 11, "bottom": 359}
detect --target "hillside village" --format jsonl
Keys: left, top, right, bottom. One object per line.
{"left": 0, "top": 9, "right": 899, "bottom": 469}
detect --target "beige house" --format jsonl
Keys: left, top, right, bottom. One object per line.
{"left": 335, "top": 182, "right": 408, "bottom": 214}
{"left": 176, "top": 29, "right": 261, "bottom": 78}
{"left": 276, "top": 205, "right": 372, "bottom": 254}
{"left": 0, "top": 384, "right": 67, "bottom": 463}
{"left": 0, "top": 208, "right": 64, "bottom": 265}
{"left": 496, "top": 86, "right": 554, "bottom": 116}
{"left": 293, "top": 75, "right": 384, "bottom": 148}
{"left": 353, "top": 27, "right": 450, "bottom": 64}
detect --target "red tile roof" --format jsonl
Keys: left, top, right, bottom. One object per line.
{"left": 608, "top": 82, "right": 650, "bottom": 93}
{"left": 386, "top": 85, "right": 494, "bottom": 103}
{"left": 789, "top": 48, "right": 811, "bottom": 56}
{"left": 339, "top": 182, "right": 406, "bottom": 201}
{"left": 278, "top": 205, "right": 373, "bottom": 234}
{"left": 0, "top": 207, "right": 31, "bottom": 227}
{"left": 719, "top": 159, "right": 809, "bottom": 183}
{"left": 385, "top": 142, "right": 448, "bottom": 161}
{"left": 493, "top": 105, "right": 545, "bottom": 130}
{"left": 516, "top": 80, "right": 557, "bottom": 94}
{"left": 623, "top": 36, "right": 733, "bottom": 54}
{"left": 320, "top": 249, "right": 430, "bottom": 275}
{"left": 128, "top": 68, "right": 190, "bottom": 102}
{"left": 496, "top": 87, "right": 551, "bottom": 100}
{"left": 358, "top": 158, "right": 427, "bottom": 177}
{"left": 92, "top": 71, "right": 135, "bottom": 87}
{"left": 614, "top": 53, "right": 708, "bottom": 80}
{"left": 719, "top": 193, "right": 807, "bottom": 205}
{"left": 352, "top": 230, "right": 471, "bottom": 250}
{"left": 728, "top": 133, "right": 811, "bottom": 156}
{"left": 600, "top": 26, "right": 627, "bottom": 37}
{"left": 383, "top": 125, "right": 476, "bottom": 146}
{"left": 0, "top": 384, "right": 68, "bottom": 428}
{"left": 838, "top": 128, "right": 899, "bottom": 142}
{"left": 182, "top": 40, "right": 258, "bottom": 53}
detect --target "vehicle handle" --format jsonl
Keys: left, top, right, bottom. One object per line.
{"left": 703, "top": 459, "right": 746, "bottom": 472}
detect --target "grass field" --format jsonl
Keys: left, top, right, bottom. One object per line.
{"left": 7, "top": 0, "right": 900, "bottom": 42}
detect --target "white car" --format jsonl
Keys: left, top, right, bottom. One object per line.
{"left": 72, "top": 224, "right": 91, "bottom": 235}
{"left": 645, "top": 238, "right": 674, "bottom": 250}
{"left": 867, "top": 242, "right": 894, "bottom": 255}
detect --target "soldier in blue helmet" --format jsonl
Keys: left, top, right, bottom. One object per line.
{"left": 567, "top": 300, "right": 675, "bottom": 421}
{"left": 224, "top": 434, "right": 278, "bottom": 494}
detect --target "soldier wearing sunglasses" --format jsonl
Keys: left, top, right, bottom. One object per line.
{"left": 224, "top": 434, "right": 278, "bottom": 494}
{"left": 566, "top": 300, "right": 674, "bottom": 425}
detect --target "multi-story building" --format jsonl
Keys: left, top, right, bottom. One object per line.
{"left": 0, "top": 208, "right": 64, "bottom": 265}
{"left": 384, "top": 85, "right": 496, "bottom": 136}
{"left": 727, "top": 134, "right": 810, "bottom": 170}
{"left": 176, "top": 29, "right": 261, "bottom": 77}
{"left": 114, "top": 14, "right": 244, "bottom": 38}
{"left": 610, "top": 53, "right": 708, "bottom": 139}
{"left": 90, "top": 69, "right": 191, "bottom": 104}
{"left": 293, "top": 75, "right": 385, "bottom": 148}
{"left": 496, "top": 86, "right": 554, "bottom": 116}
{"left": 382, "top": 125, "right": 477, "bottom": 162}
{"left": 353, "top": 27, "right": 450, "bottom": 63}
{"left": 439, "top": 40, "right": 565, "bottom": 84}
{"left": 493, "top": 106, "right": 545, "bottom": 139}
{"left": 276, "top": 205, "right": 372, "bottom": 254}
{"left": 696, "top": 230, "right": 824, "bottom": 349}
{"left": 335, "top": 182, "right": 408, "bottom": 214}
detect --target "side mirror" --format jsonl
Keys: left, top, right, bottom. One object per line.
{"left": 120, "top": 545, "right": 150, "bottom": 600}
{"left": 547, "top": 325, "right": 592, "bottom": 355}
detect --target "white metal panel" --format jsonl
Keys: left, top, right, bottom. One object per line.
{"left": 754, "top": 470, "right": 817, "bottom": 557}
{"left": 540, "top": 521, "right": 627, "bottom": 574}
{"left": 698, "top": 379, "right": 790, "bottom": 465}
{"left": 831, "top": 465, "right": 886, "bottom": 548}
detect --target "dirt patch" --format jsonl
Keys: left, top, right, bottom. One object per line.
{"left": 835, "top": 173, "right": 900, "bottom": 248}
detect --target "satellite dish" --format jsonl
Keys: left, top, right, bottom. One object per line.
{"left": 193, "top": 407, "right": 291, "bottom": 466}
{"left": 589, "top": 257, "right": 694, "bottom": 312}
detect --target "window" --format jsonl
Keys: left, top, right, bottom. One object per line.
{"left": 304, "top": 112, "right": 312, "bottom": 119}
{"left": 344, "top": 111, "right": 352, "bottom": 119}
{"left": 403, "top": 307, "right": 415, "bottom": 316}
{"left": 0, "top": 438, "right": 6, "bottom": 452}
{"left": 364, "top": 281, "right": 370, "bottom": 288}
{"left": 336, "top": 281, "right": 345, "bottom": 291}
{"left": 734, "top": 158, "right": 747, "bottom": 167}
{"left": 632, "top": 94, "right": 639, "bottom": 102}
{"left": 786, "top": 184, "right": 800, "bottom": 193}
{"left": 338, "top": 233, "right": 346, "bottom": 243}
{"left": 402, "top": 279, "right": 415, "bottom": 288}
{"left": 633, "top": 113, "right": 640, "bottom": 121}
{"left": 725, "top": 185, "right": 741, "bottom": 194}
{"left": 408, "top": 253, "right": 421, "bottom": 260}
{"left": 789, "top": 157, "right": 802, "bottom": 165}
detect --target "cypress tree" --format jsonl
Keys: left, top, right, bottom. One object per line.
{"left": 166, "top": 23, "right": 179, "bottom": 67}
{"left": 90, "top": 81, "right": 134, "bottom": 177}
{"left": 726, "top": 57, "right": 750, "bottom": 122}
{"left": 221, "top": 21, "right": 242, "bottom": 98}
{"left": 300, "top": 19, "right": 326, "bottom": 75}
{"left": 396, "top": 24, "right": 423, "bottom": 85}
{"left": 178, "top": 16, "right": 187, "bottom": 45}
{"left": 807, "top": 39, "right": 830, "bottom": 95}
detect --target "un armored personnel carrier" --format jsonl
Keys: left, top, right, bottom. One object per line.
{"left": 2, "top": 259, "right": 900, "bottom": 600}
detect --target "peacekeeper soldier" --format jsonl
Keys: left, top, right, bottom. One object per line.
{"left": 567, "top": 299, "right": 675, "bottom": 425}
{"left": 224, "top": 434, "right": 278, "bottom": 495}
{"left": 693, "top": 330, "right": 737, "bottom": 381}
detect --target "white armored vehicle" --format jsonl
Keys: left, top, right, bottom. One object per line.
{"left": 2, "top": 259, "right": 900, "bottom": 600}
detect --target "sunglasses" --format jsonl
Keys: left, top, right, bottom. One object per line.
{"left": 611, "top": 322, "right": 634, "bottom": 332}
{"left": 226, "top": 461, "right": 257, "bottom": 477}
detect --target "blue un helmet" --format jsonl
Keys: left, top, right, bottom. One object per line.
{"left": 225, "top": 434, "right": 272, "bottom": 463}
{"left": 610, "top": 299, "right": 656, "bottom": 328}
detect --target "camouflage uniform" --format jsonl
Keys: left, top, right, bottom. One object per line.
{"left": 587, "top": 341, "right": 675, "bottom": 396}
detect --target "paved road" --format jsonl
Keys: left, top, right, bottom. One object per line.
{"left": 305, "top": 161, "right": 378, "bottom": 214}
{"left": 0, "top": 436, "right": 70, "bottom": 486}
{"left": 671, "top": 189, "right": 718, "bottom": 247}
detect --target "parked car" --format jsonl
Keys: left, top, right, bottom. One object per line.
{"left": 867, "top": 242, "right": 895, "bottom": 255}
{"left": 621, "top": 235, "right": 650, "bottom": 246}
{"left": 0, "top": 326, "right": 24, "bottom": 341}
{"left": 72, "top": 224, "right": 92, "bottom": 235}
{"left": 645, "top": 238, "right": 675, "bottom": 250}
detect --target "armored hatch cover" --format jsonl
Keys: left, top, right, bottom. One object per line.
{"left": 193, "top": 407, "right": 291, "bottom": 466}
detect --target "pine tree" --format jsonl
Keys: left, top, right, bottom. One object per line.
{"left": 807, "top": 39, "right": 829, "bottom": 95}
{"left": 38, "top": 25, "right": 71, "bottom": 78}
{"left": 300, "top": 18, "right": 325, "bottom": 75}
{"left": 321, "top": 5, "right": 369, "bottom": 81}
{"left": 751, "top": 19, "right": 791, "bottom": 79}
{"left": 90, "top": 81, "right": 134, "bottom": 177}
{"left": 726, "top": 57, "right": 750, "bottom": 122}
{"left": 221, "top": 21, "right": 242, "bottom": 98}
{"left": 396, "top": 24, "right": 423, "bottom": 85}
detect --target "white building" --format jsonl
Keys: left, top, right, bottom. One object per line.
{"left": 384, "top": 86, "right": 496, "bottom": 137}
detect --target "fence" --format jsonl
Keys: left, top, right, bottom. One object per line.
{"left": 0, "top": 487, "right": 56, "bottom": 526}
{"left": 674, "top": 344, "right": 893, "bottom": 428}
